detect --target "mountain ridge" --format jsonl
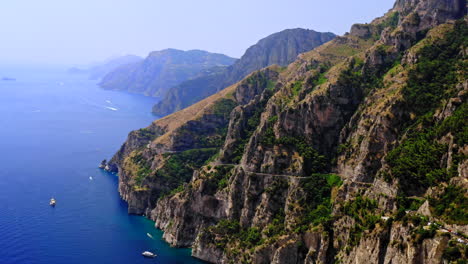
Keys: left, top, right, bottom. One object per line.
{"left": 99, "top": 49, "right": 236, "bottom": 97}
{"left": 152, "top": 28, "right": 336, "bottom": 116}
{"left": 104, "top": 0, "right": 467, "bottom": 263}
{"left": 68, "top": 54, "right": 143, "bottom": 80}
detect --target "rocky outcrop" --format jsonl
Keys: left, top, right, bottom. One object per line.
{"left": 110, "top": 0, "right": 467, "bottom": 263}
{"left": 99, "top": 49, "right": 236, "bottom": 97}
{"left": 108, "top": 67, "right": 282, "bottom": 215}
{"left": 152, "top": 29, "right": 336, "bottom": 116}
{"left": 394, "top": 0, "right": 467, "bottom": 26}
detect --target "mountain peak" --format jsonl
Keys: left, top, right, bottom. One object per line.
{"left": 393, "top": 0, "right": 466, "bottom": 25}
{"left": 99, "top": 49, "right": 236, "bottom": 97}
{"left": 152, "top": 28, "right": 336, "bottom": 116}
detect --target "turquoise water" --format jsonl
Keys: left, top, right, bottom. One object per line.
{"left": 0, "top": 66, "right": 204, "bottom": 264}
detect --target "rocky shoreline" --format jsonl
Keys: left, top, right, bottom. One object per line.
{"left": 104, "top": 0, "right": 467, "bottom": 263}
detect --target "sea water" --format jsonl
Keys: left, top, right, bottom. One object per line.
{"left": 0, "top": 65, "right": 204, "bottom": 264}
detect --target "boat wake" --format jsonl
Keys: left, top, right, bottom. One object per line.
{"left": 79, "top": 96, "right": 118, "bottom": 111}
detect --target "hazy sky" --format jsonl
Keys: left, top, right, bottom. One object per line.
{"left": 1, "top": 0, "right": 395, "bottom": 65}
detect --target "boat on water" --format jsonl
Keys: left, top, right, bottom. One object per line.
{"left": 49, "top": 198, "right": 56, "bottom": 207}
{"left": 2, "top": 77, "right": 15, "bottom": 81}
{"left": 142, "top": 251, "right": 156, "bottom": 258}
{"left": 147, "top": 233, "right": 154, "bottom": 239}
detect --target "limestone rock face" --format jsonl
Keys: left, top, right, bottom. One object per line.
{"left": 394, "top": 0, "right": 466, "bottom": 27}
{"left": 111, "top": 0, "right": 467, "bottom": 263}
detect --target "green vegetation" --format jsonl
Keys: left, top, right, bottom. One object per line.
{"left": 304, "top": 65, "right": 330, "bottom": 91}
{"left": 436, "top": 103, "right": 468, "bottom": 146}
{"left": 337, "top": 143, "right": 351, "bottom": 155}
{"left": 336, "top": 56, "right": 388, "bottom": 96}
{"left": 267, "top": 115, "right": 278, "bottom": 124}
{"left": 325, "top": 173, "right": 343, "bottom": 187}
{"left": 386, "top": 106, "right": 467, "bottom": 196}
{"left": 291, "top": 80, "right": 303, "bottom": 97}
{"left": 294, "top": 174, "right": 343, "bottom": 232}
{"left": 375, "top": 11, "right": 400, "bottom": 39}
{"left": 261, "top": 133, "right": 328, "bottom": 175}
{"left": 246, "top": 71, "right": 276, "bottom": 92}
{"left": 404, "top": 214, "right": 439, "bottom": 245}
{"left": 342, "top": 196, "right": 380, "bottom": 246}
{"left": 203, "top": 219, "right": 264, "bottom": 250}
{"left": 402, "top": 20, "right": 467, "bottom": 116}
{"left": 443, "top": 240, "right": 467, "bottom": 263}
{"left": 203, "top": 165, "right": 235, "bottom": 193}
{"left": 429, "top": 185, "right": 468, "bottom": 225}
{"left": 282, "top": 65, "right": 330, "bottom": 101}
{"left": 130, "top": 153, "right": 152, "bottom": 186}
{"left": 316, "top": 73, "right": 328, "bottom": 86}
{"left": 136, "top": 127, "right": 158, "bottom": 141}
{"left": 396, "top": 195, "right": 425, "bottom": 212}
{"left": 383, "top": 12, "right": 399, "bottom": 29}
{"left": 227, "top": 97, "right": 275, "bottom": 164}
{"left": 176, "top": 99, "right": 236, "bottom": 151}
{"left": 263, "top": 209, "right": 286, "bottom": 239}
{"left": 386, "top": 22, "right": 467, "bottom": 197}
{"left": 203, "top": 174, "right": 342, "bottom": 252}
{"left": 161, "top": 184, "right": 186, "bottom": 198}
{"left": 411, "top": 224, "right": 437, "bottom": 244}
{"left": 229, "top": 107, "right": 263, "bottom": 163}
{"left": 194, "top": 129, "right": 228, "bottom": 148}
{"left": 336, "top": 58, "right": 364, "bottom": 89}
{"left": 386, "top": 124, "right": 447, "bottom": 195}
{"left": 212, "top": 98, "right": 237, "bottom": 118}
{"left": 443, "top": 246, "right": 462, "bottom": 262}
{"left": 222, "top": 70, "right": 278, "bottom": 163}
{"left": 157, "top": 148, "right": 218, "bottom": 186}
{"left": 242, "top": 227, "right": 262, "bottom": 247}
{"left": 336, "top": 41, "right": 403, "bottom": 98}
{"left": 265, "top": 179, "right": 289, "bottom": 194}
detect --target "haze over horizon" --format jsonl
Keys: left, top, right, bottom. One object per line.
{"left": 1, "top": 0, "right": 395, "bottom": 65}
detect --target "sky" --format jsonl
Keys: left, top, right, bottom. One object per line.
{"left": 0, "top": 0, "right": 396, "bottom": 65}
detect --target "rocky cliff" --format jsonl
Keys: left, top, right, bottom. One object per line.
{"left": 152, "top": 29, "right": 336, "bottom": 116}
{"left": 108, "top": 0, "right": 467, "bottom": 263}
{"left": 99, "top": 49, "right": 236, "bottom": 97}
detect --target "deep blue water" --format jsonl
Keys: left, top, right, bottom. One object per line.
{"left": 0, "top": 66, "right": 204, "bottom": 264}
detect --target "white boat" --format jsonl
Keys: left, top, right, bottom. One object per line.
{"left": 147, "top": 233, "right": 154, "bottom": 239}
{"left": 49, "top": 198, "right": 56, "bottom": 207}
{"left": 142, "top": 251, "right": 156, "bottom": 258}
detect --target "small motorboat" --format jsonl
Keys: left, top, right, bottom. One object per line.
{"left": 142, "top": 251, "right": 156, "bottom": 258}
{"left": 49, "top": 198, "right": 56, "bottom": 207}
{"left": 147, "top": 233, "right": 154, "bottom": 239}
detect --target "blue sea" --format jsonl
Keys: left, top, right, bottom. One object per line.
{"left": 0, "top": 66, "right": 204, "bottom": 264}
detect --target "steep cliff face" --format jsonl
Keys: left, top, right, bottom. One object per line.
{"left": 107, "top": 66, "right": 282, "bottom": 215}
{"left": 99, "top": 49, "right": 236, "bottom": 97}
{"left": 152, "top": 29, "right": 336, "bottom": 116}
{"left": 109, "top": 0, "right": 467, "bottom": 263}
